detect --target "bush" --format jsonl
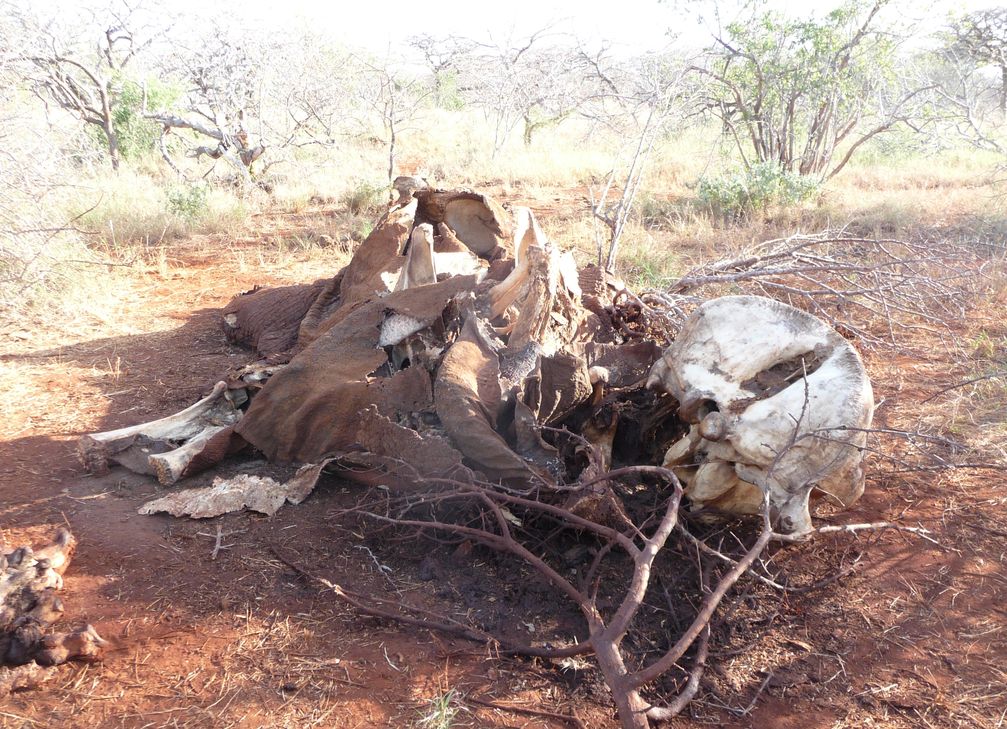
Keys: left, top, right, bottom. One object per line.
{"left": 166, "top": 182, "right": 210, "bottom": 222}
{"left": 86, "top": 75, "right": 179, "bottom": 162}
{"left": 635, "top": 193, "right": 683, "bottom": 230}
{"left": 339, "top": 181, "right": 386, "bottom": 215}
{"left": 697, "top": 162, "right": 820, "bottom": 221}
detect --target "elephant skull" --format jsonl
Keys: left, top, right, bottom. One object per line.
{"left": 647, "top": 296, "right": 874, "bottom": 535}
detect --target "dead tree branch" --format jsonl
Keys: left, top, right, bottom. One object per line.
{"left": 661, "top": 230, "right": 983, "bottom": 347}
{"left": 334, "top": 466, "right": 773, "bottom": 729}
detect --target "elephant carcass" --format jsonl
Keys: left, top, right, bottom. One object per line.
{"left": 647, "top": 295, "right": 874, "bottom": 535}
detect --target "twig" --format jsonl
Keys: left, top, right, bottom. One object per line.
{"left": 728, "top": 670, "right": 774, "bottom": 717}
{"left": 815, "top": 521, "right": 941, "bottom": 546}
{"left": 466, "top": 695, "right": 586, "bottom": 728}
{"left": 269, "top": 544, "right": 588, "bottom": 659}
{"left": 662, "top": 230, "right": 981, "bottom": 348}
{"left": 920, "top": 370, "right": 1006, "bottom": 403}
{"left": 645, "top": 625, "right": 711, "bottom": 722}
{"left": 676, "top": 524, "right": 861, "bottom": 593}
{"left": 196, "top": 525, "right": 240, "bottom": 560}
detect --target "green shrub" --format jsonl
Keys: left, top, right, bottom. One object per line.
{"left": 697, "top": 162, "right": 820, "bottom": 221}
{"left": 86, "top": 75, "right": 180, "bottom": 162}
{"left": 339, "top": 180, "right": 386, "bottom": 215}
{"left": 435, "top": 71, "right": 466, "bottom": 111}
{"left": 166, "top": 182, "right": 210, "bottom": 222}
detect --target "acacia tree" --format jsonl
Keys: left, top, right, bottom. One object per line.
{"left": 700, "top": 0, "right": 931, "bottom": 180}
{"left": 18, "top": 2, "right": 162, "bottom": 171}
{"left": 949, "top": 9, "right": 1007, "bottom": 118}
{"left": 589, "top": 52, "right": 702, "bottom": 270}
{"left": 928, "top": 27, "right": 1007, "bottom": 173}
{"left": 274, "top": 40, "right": 369, "bottom": 149}
{"left": 356, "top": 58, "right": 434, "bottom": 182}
{"left": 145, "top": 26, "right": 269, "bottom": 183}
{"left": 451, "top": 26, "right": 599, "bottom": 153}
{"left": 408, "top": 33, "right": 477, "bottom": 109}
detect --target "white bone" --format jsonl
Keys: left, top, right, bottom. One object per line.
{"left": 79, "top": 381, "right": 241, "bottom": 484}
{"left": 650, "top": 296, "right": 874, "bottom": 535}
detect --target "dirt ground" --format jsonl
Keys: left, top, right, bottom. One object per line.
{"left": 1, "top": 206, "right": 1006, "bottom": 728}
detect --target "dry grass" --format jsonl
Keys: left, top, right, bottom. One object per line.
{"left": 68, "top": 169, "right": 251, "bottom": 249}
{"left": 9, "top": 112, "right": 1007, "bottom": 388}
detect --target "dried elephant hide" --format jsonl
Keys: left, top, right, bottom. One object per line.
{"left": 79, "top": 188, "right": 874, "bottom": 533}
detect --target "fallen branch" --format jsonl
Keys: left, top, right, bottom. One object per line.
{"left": 776, "top": 520, "right": 941, "bottom": 547}
{"left": 676, "top": 524, "right": 862, "bottom": 593}
{"left": 920, "top": 369, "right": 1006, "bottom": 403}
{"left": 269, "top": 544, "right": 588, "bottom": 659}
{"left": 466, "top": 694, "right": 586, "bottom": 728}
{"left": 352, "top": 467, "right": 758, "bottom": 729}
{"left": 663, "top": 230, "right": 981, "bottom": 347}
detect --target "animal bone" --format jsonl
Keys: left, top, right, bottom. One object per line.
{"left": 648, "top": 295, "right": 874, "bottom": 535}
{"left": 392, "top": 175, "right": 429, "bottom": 206}
{"left": 147, "top": 425, "right": 231, "bottom": 485}
{"left": 488, "top": 208, "right": 582, "bottom": 355}
{"left": 1, "top": 528, "right": 105, "bottom": 668}
{"left": 414, "top": 190, "right": 511, "bottom": 257}
{"left": 0, "top": 663, "right": 56, "bottom": 696}
{"left": 34, "top": 624, "right": 107, "bottom": 666}
{"left": 488, "top": 206, "right": 545, "bottom": 317}
{"left": 396, "top": 223, "right": 438, "bottom": 290}
{"left": 79, "top": 381, "right": 243, "bottom": 484}
{"left": 395, "top": 222, "right": 486, "bottom": 294}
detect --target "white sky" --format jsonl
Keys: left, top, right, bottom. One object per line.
{"left": 254, "top": 0, "right": 684, "bottom": 55}
{"left": 24, "top": 0, "right": 1006, "bottom": 57}
{"left": 236, "top": 0, "right": 1000, "bottom": 54}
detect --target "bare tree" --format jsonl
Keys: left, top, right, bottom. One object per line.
{"left": 590, "top": 52, "right": 701, "bottom": 270}
{"left": 453, "top": 25, "right": 596, "bottom": 153}
{"left": 948, "top": 8, "right": 1007, "bottom": 118}
{"left": 931, "top": 43, "right": 1007, "bottom": 159}
{"left": 356, "top": 58, "right": 434, "bottom": 183}
{"left": 408, "top": 33, "right": 478, "bottom": 109}
{"left": 17, "top": 1, "right": 161, "bottom": 171}
{"left": 144, "top": 25, "right": 268, "bottom": 183}
{"left": 272, "top": 39, "right": 365, "bottom": 149}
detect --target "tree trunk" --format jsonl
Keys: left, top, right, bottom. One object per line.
{"left": 105, "top": 124, "right": 121, "bottom": 172}
{"left": 100, "top": 81, "right": 120, "bottom": 172}
{"left": 593, "top": 642, "right": 652, "bottom": 729}
{"left": 1001, "top": 64, "right": 1006, "bottom": 119}
{"left": 387, "top": 124, "right": 397, "bottom": 183}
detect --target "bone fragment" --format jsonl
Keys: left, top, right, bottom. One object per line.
{"left": 139, "top": 468, "right": 325, "bottom": 519}
{"left": 489, "top": 207, "right": 543, "bottom": 317}
{"left": 148, "top": 425, "right": 230, "bottom": 486}
{"left": 396, "top": 224, "right": 438, "bottom": 290}
{"left": 79, "top": 382, "right": 242, "bottom": 483}
{"left": 1, "top": 529, "right": 105, "bottom": 669}
{"left": 0, "top": 663, "right": 57, "bottom": 695}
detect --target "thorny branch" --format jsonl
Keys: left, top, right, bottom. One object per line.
{"left": 651, "top": 229, "right": 984, "bottom": 347}
{"left": 280, "top": 451, "right": 944, "bottom": 729}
